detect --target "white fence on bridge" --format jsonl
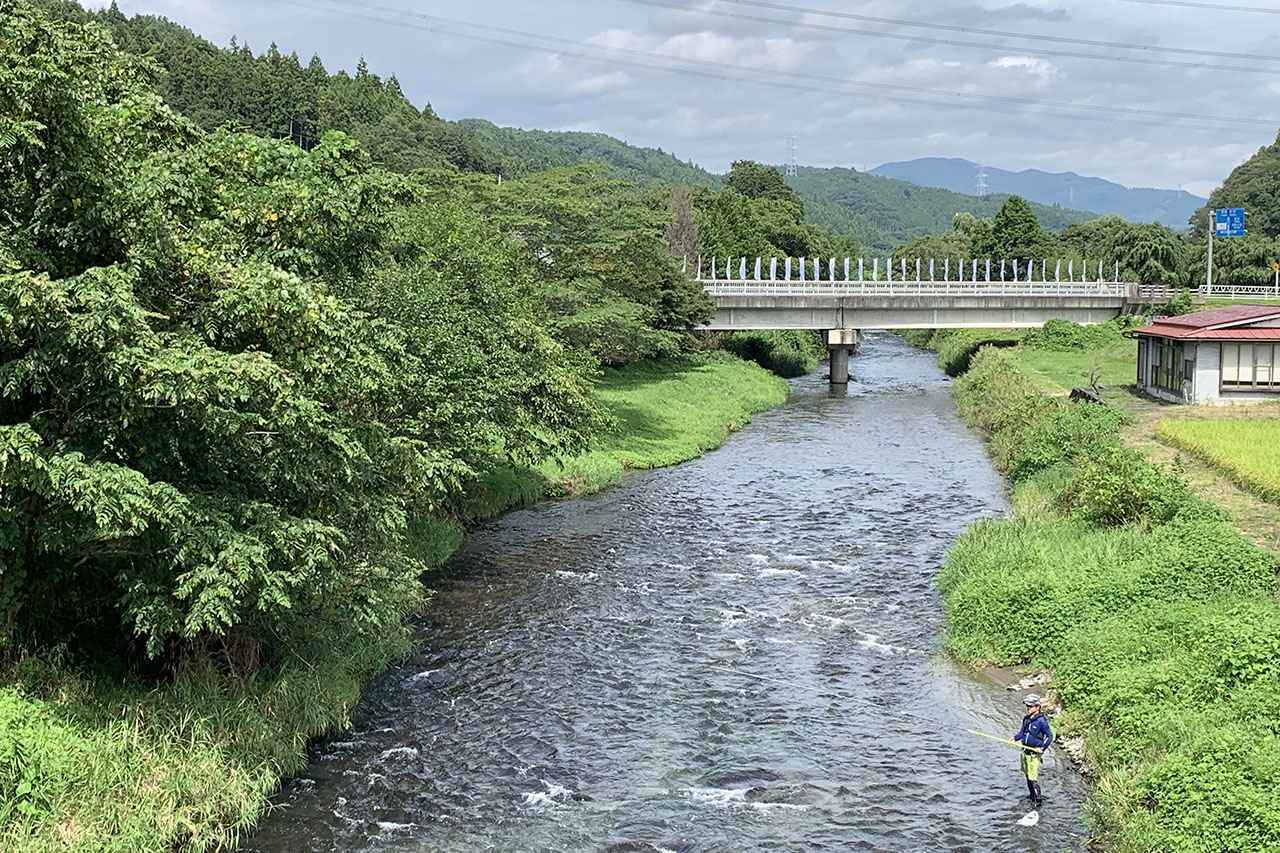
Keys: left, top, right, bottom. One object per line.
{"left": 691, "top": 256, "right": 1126, "bottom": 287}
{"left": 1204, "top": 284, "right": 1280, "bottom": 300}
{"left": 703, "top": 280, "right": 1132, "bottom": 298}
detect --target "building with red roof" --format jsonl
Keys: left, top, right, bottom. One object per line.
{"left": 1129, "top": 305, "right": 1280, "bottom": 404}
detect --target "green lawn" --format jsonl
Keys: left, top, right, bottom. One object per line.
{"left": 1015, "top": 339, "right": 1136, "bottom": 393}
{"left": 539, "top": 353, "right": 789, "bottom": 495}
{"left": 1157, "top": 419, "right": 1280, "bottom": 504}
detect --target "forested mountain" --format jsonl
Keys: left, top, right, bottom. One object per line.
{"left": 871, "top": 157, "right": 1203, "bottom": 231}
{"left": 1199, "top": 131, "right": 1280, "bottom": 238}
{"left": 789, "top": 167, "right": 1095, "bottom": 252}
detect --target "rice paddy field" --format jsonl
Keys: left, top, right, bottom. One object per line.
{"left": 1157, "top": 419, "right": 1280, "bottom": 504}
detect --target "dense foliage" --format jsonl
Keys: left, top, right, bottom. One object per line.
{"left": 723, "top": 331, "right": 826, "bottom": 378}
{"left": 1198, "top": 130, "right": 1280, "bottom": 238}
{"left": 0, "top": 1, "right": 612, "bottom": 669}
{"left": 943, "top": 347, "right": 1280, "bottom": 853}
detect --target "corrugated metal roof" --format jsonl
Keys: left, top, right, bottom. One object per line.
{"left": 1132, "top": 325, "right": 1280, "bottom": 341}
{"left": 1155, "top": 305, "right": 1280, "bottom": 329}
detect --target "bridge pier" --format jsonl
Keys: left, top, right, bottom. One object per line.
{"left": 828, "top": 329, "right": 858, "bottom": 391}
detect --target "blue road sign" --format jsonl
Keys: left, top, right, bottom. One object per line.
{"left": 1215, "top": 208, "right": 1246, "bottom": 238}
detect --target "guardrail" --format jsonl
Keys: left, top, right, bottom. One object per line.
{"left": 702, "top": 280, "right": 1134, "bottom": 298}
{"left": 1204, "top": 286, "right": 1280, "bottom": 300}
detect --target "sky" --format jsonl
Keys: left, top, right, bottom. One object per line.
{"left": 92, "top": 0, "right": 1280, "bottom": 198}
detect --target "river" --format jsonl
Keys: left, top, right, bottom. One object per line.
{"left": 246, "top": 332, "right": 1088, "bottom": 852}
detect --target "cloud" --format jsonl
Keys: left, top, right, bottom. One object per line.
{"left": 98, "top": 0, "right": 1280, "bottom": 194}
{"left": 989, "top": 55, "right": 1058, "bottom": 79}
{"left": 569, "top": 71, "right": 632, "bottom": 96}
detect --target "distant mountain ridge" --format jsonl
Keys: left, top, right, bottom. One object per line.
{"left": 870, "top": 157, "right": 1203, "bottom": 231}
{"left": 786, "top": 166, "right": 1095, "bottom": 252}
{"left": 445, "top": 128, "right": 1096, "bottom": 251}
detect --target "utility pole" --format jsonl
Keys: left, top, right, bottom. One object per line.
{"left": 1206, "top": 208, "right": 1214, "bottom": 297}
{"left": 785, "top": 137, "right": 798, "bottom": 178}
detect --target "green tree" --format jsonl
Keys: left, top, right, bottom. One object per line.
{"left": 991, "top": 195, "right": 1046, "bottom": 259}
{"left": 727, "top": 160, "right": 800, "bottom": 207}
{"left": 474, "top": 165, "right": 711, "bottom": 365}
{"left": 1197, "top": 131, "right": 1280, "bottom": 238}
{"left": 0, "top": 2, "right": 601, "bottom": 671}
{"left": 1125, "top": 223, "right": 1186, "bottom": 286}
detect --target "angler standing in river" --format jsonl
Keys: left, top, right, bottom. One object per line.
{"left": 1014, "top": 694, "right": 1055, "bottom": 809}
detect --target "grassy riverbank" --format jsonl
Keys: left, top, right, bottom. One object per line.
{"left": 0, "top": 354, "right": 787, "bottom": 852}
{"left": 902, "top": 320, "right": 1137, "bottom": 391}
{"left": 941, "top": 348, "right": 1280, "bottom": 852}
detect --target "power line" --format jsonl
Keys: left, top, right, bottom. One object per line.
{"left": 624, "top": 0, "right": 1279, "bottom": 76}
{"left": 1121, "top": 0, "right": 1280, "bottom": 11}
{"left": 287, "top": 0, "right": 1277, "bottom": 132}
{"left": 721, "top": 0, "right": 1280, "bottom": 63}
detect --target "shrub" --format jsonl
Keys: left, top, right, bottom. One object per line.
{"left": 1061, "top": 445, "right": 1205, "bottom": 526}
{"left": 935, "top": 329, "right": 1023, "bottom": 376}
{"left": 724, "top": 330, "right": 824, "bottom": 378}
{"left": 996, "top": 399, "right": 1131, "bottom": 482}
{"left": 1022, "top": 318, "right": 1134, "bottom": 351}
{"left": 954, "top": 347, "right": 1050, "bottom": 436}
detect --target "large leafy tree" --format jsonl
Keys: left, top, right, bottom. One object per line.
{"left": 467, "top": 165, "right": 711, "bottom": 365}
{"left": 0, "top": 2, "right": 598, "bottom": 669}
{"left": 726, "top": 160, "right": 802, "bottom": 209}
{"left": 989, "top": 195, "right": 1048, "bottom": 259}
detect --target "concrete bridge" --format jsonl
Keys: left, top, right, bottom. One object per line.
{"left": 692, "top": 256, "right": 1166, "bottom": 389}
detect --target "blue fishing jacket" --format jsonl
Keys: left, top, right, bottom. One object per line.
{"left": 1014, "top": 712, "right": 1054, "bottom": 752}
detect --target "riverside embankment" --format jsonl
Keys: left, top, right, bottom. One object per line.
{"left": 245, "top": 332, "right": 1089, "bottom": 852}
{"left": 922, "top": 337, "right": 1280, "bottom": 853}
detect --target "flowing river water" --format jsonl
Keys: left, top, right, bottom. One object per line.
{"left": 247, "top": 332, "right": 1088, "bottom": 852}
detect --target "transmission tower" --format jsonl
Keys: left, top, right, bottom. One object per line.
{"left": 976, "top": 165, "right": 990, "bottom": 198}
{"left": 785, "top": 137, "right": 798, "bottom": 178}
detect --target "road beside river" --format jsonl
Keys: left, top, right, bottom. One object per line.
{"left": 247, "top": 332, "right": 1088, "bottom": 852}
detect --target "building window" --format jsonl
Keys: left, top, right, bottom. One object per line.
{"left": 1222, "top": 343, "right": 1280, "bottom": 392}
{"left": 1150, "top": 338, "right": 1185, "bottom": 395}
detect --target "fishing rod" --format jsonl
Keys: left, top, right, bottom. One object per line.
{"left": 968, "top": 729, "right": 1047, "bottom": 753}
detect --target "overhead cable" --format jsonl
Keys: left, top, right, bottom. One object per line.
{"left": 623, "top": 0, "right": 1279, "bottom": 75}
{"left": 283, "top": 0, "right": 1278, "bottom": 132}
{"left": 719, "top": 0, "right": 1280, "bottom": 63}
{"left": 1121, "top": 0, "right": 1280, "bottom": 11}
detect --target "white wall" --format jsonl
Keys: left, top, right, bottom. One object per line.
{"left": 1192, "top": 342, "right": 1220, "bottom": 405}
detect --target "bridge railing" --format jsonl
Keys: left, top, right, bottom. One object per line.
{"left": 702, "top": 280, "right": 1133, "bottom": 297}
{"left": 688, "top": 256, "right": 1125, "bottom": 287}
{"left": 1202, "top": 285, "right": 1280, "bottom": 300}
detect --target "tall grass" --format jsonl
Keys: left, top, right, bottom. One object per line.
{"left": 943, "top": 347, "right": 1280, "bottom": 852}
{"left": 1157, "top": 419, "right": 1280, "bottom": 505}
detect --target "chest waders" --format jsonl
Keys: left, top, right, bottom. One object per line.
{"left": 1021, "top": 750, "right": 1043, "bottom": 807}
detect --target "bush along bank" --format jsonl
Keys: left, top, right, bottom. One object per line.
{"left": 722, "top": 330, "right": 827, "bottom": 379}
{"left": 942, "top": 347, "right": 1280, "bottom": 853}
{"left": 900, "top": 328, "right": 1025, "bottom": 377}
